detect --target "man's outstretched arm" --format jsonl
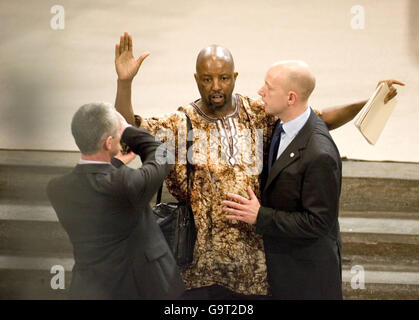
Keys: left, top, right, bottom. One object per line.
{"left": 320, "top": 79, "right": 405, "bottom": 130}
{"left": 114, "top": 32, "right": 150, "bottom": 125}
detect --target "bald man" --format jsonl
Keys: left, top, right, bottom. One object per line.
{"left": 223, "top": 61, "right": 343, "bottom": 299}
{"left": 113, "top": 32, "right": 400, "bottom": 299}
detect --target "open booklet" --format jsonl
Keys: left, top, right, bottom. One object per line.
{"left": 354, "top": 82, "right": 398, "bottom": 145}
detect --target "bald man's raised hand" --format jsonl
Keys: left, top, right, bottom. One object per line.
{"left": 115, "top": 32, "right": 150, "bottom": 82}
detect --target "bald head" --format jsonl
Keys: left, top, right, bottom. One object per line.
{"left": 196, "top": 45, "right": 235, "bottom": 73}
{"left": 269, "top": 60, "right": 316, "bottom": 102}
{"left": 258, "top": 60, "right": 316, "bottom": 119}
{"left": 194, "top": 45, "right": 238, "bottom": 112}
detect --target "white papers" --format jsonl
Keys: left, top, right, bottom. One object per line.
{"left": 355, "top": 83, "right": 397, "bottom": 145}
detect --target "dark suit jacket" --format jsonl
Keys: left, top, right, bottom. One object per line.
{"left": 257, "top": 110, "right": 343, "bottom": 300}
{"left": 47, "top": 126, "right": 185, "bottom": 300}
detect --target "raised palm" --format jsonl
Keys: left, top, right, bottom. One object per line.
{"left": 115, "top": 32, "right": 149, "bottom": 81}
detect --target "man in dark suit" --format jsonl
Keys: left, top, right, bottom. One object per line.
{"left": 222, "top": 61, "right": 343, "bottom": 299}
{"left": 47, "top": 102, "right": 185, "bottom": 299}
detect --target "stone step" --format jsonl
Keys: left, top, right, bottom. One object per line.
{"left": 342, "top": 255, "right": 418, "bottom": 273}
{"left": 340, "top": 177, "right": 419, "bottom": 213}
{"left": 0, "top": 269, "right": 71, "bottom": 300}
{"left": 0, "top": 254, "right": 417, "bottom": 300}
{"left": 340, "top": 211, "right": 419, "bottom": 220}
{"left": 342, "top": 269, "right": 419, "bottom": 287}
{"left": 0, "top": 204, "right": 58, "bottom": 222}
{"left": 0, "top": 165, "right": 71, "bottom": 206}
{"left": 342, "top": 283, "right": 419, "bottom": 300}
{"left": 339, "top": 217, "right": 419, "bottom": 235}
{"left": 0, "top": 254, "right": 74, "bottom": 271}
{"left": 0, "top": 220, "right": 72, "bottom": 255}
{"left": 342, "top": 233, "right": 419, "bottom": 260}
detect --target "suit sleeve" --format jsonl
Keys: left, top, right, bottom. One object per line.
{"left": 255, "top": 152, "right": 340, "bottom": 239}
{"left": 112, "top": 126, "right": 174, "bottom": 205}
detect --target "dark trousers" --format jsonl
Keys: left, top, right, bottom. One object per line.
{"left": 180, "top": 285, "right": 268, "bottom": 300}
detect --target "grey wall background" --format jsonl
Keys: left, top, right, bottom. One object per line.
{"left": 0, "top": 0, "right": 418, "bottom": 162}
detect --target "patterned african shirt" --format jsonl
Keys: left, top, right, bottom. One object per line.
{"left": 135, "top": 94, "right": 306, "bottom": 295}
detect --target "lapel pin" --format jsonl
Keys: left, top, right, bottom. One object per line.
{"left": 290, "top": 152, "right": 295, "bottom": 158}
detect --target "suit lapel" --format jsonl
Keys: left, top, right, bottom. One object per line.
{"left": 263, "top": 109, "right": 316, "bottom": 193}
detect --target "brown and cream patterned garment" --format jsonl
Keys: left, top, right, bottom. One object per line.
{"left": 134, "top": 94, "right": 317, "bottom": 295}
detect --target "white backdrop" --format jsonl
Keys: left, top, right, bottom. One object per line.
{"left": 0, "top": 0, "right": 418, "bottom": 162}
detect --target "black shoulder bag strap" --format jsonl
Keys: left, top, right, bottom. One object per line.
{"left": 156, "top": 113, "right": 193, "bottom": 204}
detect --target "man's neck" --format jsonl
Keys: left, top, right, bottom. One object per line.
{"left": 197, "top": 97, "right": 235, "bottom": 118}
{"left": 81, "top": 152, "right": 111, "bottom": 163}
{"left": 280, "top": 104, "right": 308, "bottom": 123}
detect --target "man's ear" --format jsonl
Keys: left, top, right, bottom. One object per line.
{"left": 103, "top": 136, "right": 113, "bottom": 151}
{"left": 288, "top": 91, "right": 298, "bottom": 105}
{"left": 194, "top": 73, "right": 199, "bottom": 83}
{"left": 234, "top": 72, "right": 238, "bottom": 81}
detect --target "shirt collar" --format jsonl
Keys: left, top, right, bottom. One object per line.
{"left": 79, "top": 159, "right": 110, "bottom": 165}
{"left": 281, "top": 107, "right": 311, "bottom": 139}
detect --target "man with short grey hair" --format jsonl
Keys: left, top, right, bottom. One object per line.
{"left": 47, "top": 102, "right": 185, "bottom": 299}
{"left": 71, "top": 102, "right": 120, "bottom": 156}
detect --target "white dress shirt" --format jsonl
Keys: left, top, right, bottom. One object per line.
{"left": 276, "top": 107, "right": 311, "bottom": 160}
{"left": 78, "top": 159, "right": 110, "bottom": 164}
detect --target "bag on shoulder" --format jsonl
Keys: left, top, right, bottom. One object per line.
{"left": 152, "top": 113, "right": 196, "bottom": 267}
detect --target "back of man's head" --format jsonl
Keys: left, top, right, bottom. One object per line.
{"left": 71, "top": 102, "right": 119, "bottom": 155}
{"left": 272, "top": 60, "right": 316, "bottom": 103}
